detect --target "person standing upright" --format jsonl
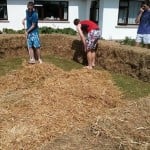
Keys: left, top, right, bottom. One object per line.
{"left": 74, "top": 19, "right": 101, "bottom": 69}
{"left": 135, "top": 1, "right": 150, "bottom": 48}
{"left": 22, "top": 1, "right": 42, "bottom": 64}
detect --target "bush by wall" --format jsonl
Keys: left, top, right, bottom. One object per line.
{"left": 2, "top": 27, "right": 76, "bottom": 35}
{"left": 120, "top": 37, "right": 136, "bottom": 46}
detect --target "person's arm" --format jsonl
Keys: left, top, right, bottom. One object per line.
{"left": 26, "top": 23, "right": 36, "bottom": 34}
{"left": 76, "top": 24, "right": 86, "bottom": 51}
{"left": 26, "top": 12, "right": 38, "bottom": 34}
{"left": 22, "top": 18, "right": 26, "bottom": 26}
{"left": 22, "top": 17, "right": 26, "bottom": 31}
{"left": 135, "top": 8, "right": 144, "bottom": 24}
{"left": 22, "top": 10, "right": 27, "bottom": 28}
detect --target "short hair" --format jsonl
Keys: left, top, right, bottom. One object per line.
{"left": 142, "top": 1, "right": 150, "bottom": 7}
{"left": 27, "top": 1, "right": 34, "bottom": 7}
{"left": 74, "top": 19, "right": 80, "bottom": 25}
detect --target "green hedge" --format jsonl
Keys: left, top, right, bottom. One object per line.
{"left": 2, "top": 27, "right": 76, "bottom": 35}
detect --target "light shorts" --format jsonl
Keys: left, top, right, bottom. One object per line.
{"left": 136, "top": 34, "right": 150, "bottom": 44}
{"left": 27, "top": 32, "right": 41, "bottom": 48}
{"left": 86, "top": 29, "right": 101, "bottom": 51}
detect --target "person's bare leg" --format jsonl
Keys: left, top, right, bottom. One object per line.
{"left": 35, "top": 48, "right": 42, "bottom": 63}
{"left": 86, "top": 51, "right": 92, "bottom": 69}
{"left": 28, "top": 47, "right": 35, "bottom": 63}
{"left": 136, "top": 42, "right": 141, "bottom": 47}
{"left": 28, "top": 48, "right": 34, "bottom": 59}
{"left": 91, "top": 51, "right": 96, "bottom": 67}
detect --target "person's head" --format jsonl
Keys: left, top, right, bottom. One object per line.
{"left": 141, "top": 1, "right": 150, "bottom": 10}
{"left": 27, "top": 1, "right": 34, "bottom": 12}
{"left": 73, "top": 19, "right": 80, "bottom": 25}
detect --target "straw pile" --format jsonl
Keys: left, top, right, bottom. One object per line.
{"left": 0, "top": 62, "right": 122, "bottom": 150}
{"left": 89, "top": 97, "right": 150, "bottom": 149}
{"left": 42, "top": 97, "right": 150, "bottom": 150}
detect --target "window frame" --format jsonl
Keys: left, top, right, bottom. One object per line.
{"left": 34, "top": 1, "right": 69, "bottom": 21}
{"left": 0, "top": 0, "right": 8, "bottom": 20}
{"left": 117, "top": 0, "right": 143, "bottom": 25}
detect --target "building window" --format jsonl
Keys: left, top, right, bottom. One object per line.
{"left": 118, "top": 0, "right": 143, "bottom": 25}
{"left": 0, "top": 0, "right": 8, "bottom": 20}
{"left": 90, "top": 0, "right": 99, "bottom": 24}
{"left": 34, "top": 1, "right": 68, "bottom": 21}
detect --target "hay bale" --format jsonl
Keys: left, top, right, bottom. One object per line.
{"left": 96, "top": 40, "right": 150, "bottom": 82}
{"left": 0, "top": 35, "right": 27, "bottom": 58}
{"left": 0, "top": 34, "right": 149, "bottom": 81}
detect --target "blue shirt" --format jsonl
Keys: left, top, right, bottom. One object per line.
{"left": 137, "top": 10, "right": 150, "bottom": 34}
{"left": 26, "top": 10, "right": 38, "bottom": 34}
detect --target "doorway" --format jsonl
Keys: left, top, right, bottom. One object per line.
{"left": 90, "top": 0, "right": 99, "bottom": 24}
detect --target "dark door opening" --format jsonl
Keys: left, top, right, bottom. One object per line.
{"left": 90, "top": 0, "right": 99, "bottom": 24}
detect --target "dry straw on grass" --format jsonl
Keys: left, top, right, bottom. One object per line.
{"left": 0, "top": 34, "right": 149, "bottom": 149}
{"left": 0, "top": 62, "right": 122, "bottom": 150}
{"left": 90, "top": 96, "right": 150, "bottom": 149}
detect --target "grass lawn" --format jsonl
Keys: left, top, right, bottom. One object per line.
{"left": 112, "top": 73, "right": 150, "bottom": 99}
{"left": 0, "top": 57, "right": 22, "bottom": 76}
{"left": 0, "top": 55, "right": 150, "bottom": 100}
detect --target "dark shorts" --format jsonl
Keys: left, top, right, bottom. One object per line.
{"left": 27, "top": 32, "right": 41, "bottom": 48}
{"left": 86, "top": 29, "right": 101, "bottom": 51}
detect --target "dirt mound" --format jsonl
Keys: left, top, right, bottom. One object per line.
{"left": 0, "top": 63, "right": 122, "bottom": 150}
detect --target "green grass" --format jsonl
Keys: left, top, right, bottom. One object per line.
{"left": 0, "top": 57, "right": 22, "bottom": 76}
{"left": 43, "top": 55, "right": 83, "bottom": 71}
{"left": 112, "top": 73, "right": 150, "bottom": 99}
{"left": 0, "top": 55, "right": 150, "bottom": 100}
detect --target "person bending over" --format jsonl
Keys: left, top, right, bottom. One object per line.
{"left": 74, "top": 19, "right": 101, "bottom": 69}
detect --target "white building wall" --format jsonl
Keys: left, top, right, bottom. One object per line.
{"left": 99, "top": 0, "right": 138, "bottom": 40}
{"left": 0, "top": 0, "right": 28, "bottom": 30}
{"left": 0, "top": 0, "right": 139, "bottom": 40}
{"left": 99, "top": 0, "right": 104, "bottom": 33}
{"left": 38, "top": 0, "right": 87, "bottom": 30}
{"left": 85, "top": 0, "right": 92, "bottom": 19}
{"left": 0, "top": 0, "right": 87, "bottom": 31}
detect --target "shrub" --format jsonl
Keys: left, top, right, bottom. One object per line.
{"left": 3, "top": 28, "right": 17, "bottom": 34}
{"left": 17, "top": 29, "right": 24, "bottom": 34}
{"left": 2, "top": 27, "right": 77, "bottom": 35}
{"left": 39, "top": 27, "right": 76, "bottom": 35}
{"left": 2, "top": 28, "right": 24, "bottom": 34}
{"left": 39, "top": 27, "right": 55, "bottom": 34}
{"left": 121, "top": 37, "right": 136, "bottom": 46}
{"left": 60, "top": 28, "right": 76, "bottom": 35}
